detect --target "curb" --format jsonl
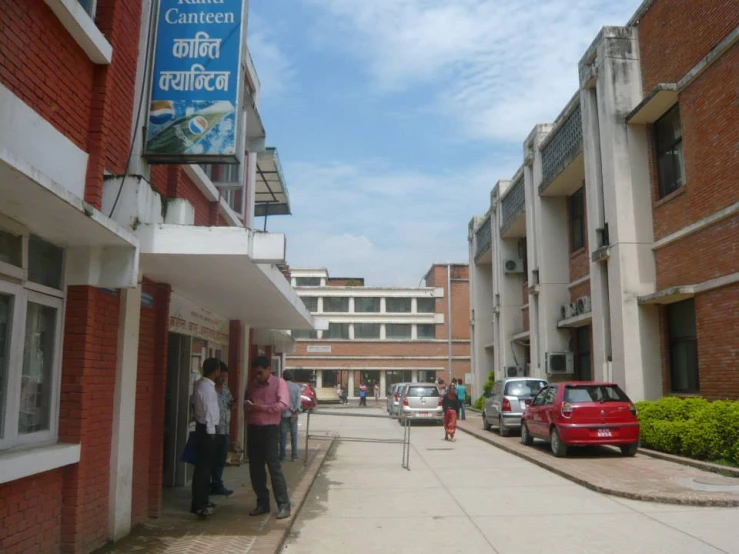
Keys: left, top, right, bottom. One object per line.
{"left": 638, "top": 447, "right": 739, "bottom": 479}
{"left": 458, "top": 425, "right": 739, "bottom": 507}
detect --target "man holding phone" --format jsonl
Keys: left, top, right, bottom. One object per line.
{"left": 244, "top": 356, "right": 292, "bottom": 519}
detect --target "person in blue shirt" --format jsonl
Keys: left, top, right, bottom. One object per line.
{"left": 455, "top": 378, "right": 467, "bottom": 420}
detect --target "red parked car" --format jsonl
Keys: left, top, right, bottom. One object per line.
{"left": 520, "top": 381, "right": 639, "bottom": 457}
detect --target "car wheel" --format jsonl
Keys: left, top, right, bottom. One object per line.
{"left": 498, "top": 416, "right": 509, "bottom": 437}
{"left": 620, "top": 442, "right": 638, "bottom": 457}
{"left": 520, "top": 423, "right": 534, "bottom": 446}
{"left": 550, "top": 427, "right": 567, "bottom": 458}
{"left": 482, "top": 412, "right": 492, "bottom": 431}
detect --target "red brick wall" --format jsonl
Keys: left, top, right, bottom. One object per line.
{"left": 182, "top": 174, "right": 210, "bottom": 226}
{"left": 328, "top": 278, "right": 365, "bottom": 287}
{"left": 0, "top": 470, "right": 63, "bottom": 553}
{"left": 637, "top": 0, "right": 739, "bottom": 93}
{"left": 0, "top": 0, "right": 94, "bottom": 151}
{"left": 522, "top": 307, "right": 530, "bottom": 332}
{"left": 569, "top": 281, "right": 591, "bottom": 303}
{"left": 568, "top": 186, "right": 589, "bottom": 282}
{"left": 59, "top": 287, "right": 120, "bottom": 553}
{"left": 696, "top": 284, "right": 739, "bottom": 399}
{"left": 294, "top": 340, "right": 469, "bottom": 358}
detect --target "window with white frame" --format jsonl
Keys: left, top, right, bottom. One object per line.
{"left": 386, "top": 324, "right": 411, "bottom": 339}
{"left": 417, "top": 324, "right": 436, "bottom": 339}
{"left": 416, "top": 298, "right": 436, "bottom": 313}
{"left": 0, "top": 229, "right": 64, "bottom": 451}
{"left": 386, "top": 298, "right": 411, "bottom": 313}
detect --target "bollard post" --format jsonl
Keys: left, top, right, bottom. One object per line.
{"left": 304, "top": 409, "right": 311, "bottom": 467}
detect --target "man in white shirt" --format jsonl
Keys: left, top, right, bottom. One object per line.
{"left": 191, "top": 358, "right": 221, "bottom": 517}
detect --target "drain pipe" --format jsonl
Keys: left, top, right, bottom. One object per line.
{"left": 447, "top": 264, "right": 453, "bottom": 383}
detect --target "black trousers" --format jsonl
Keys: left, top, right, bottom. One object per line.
{"left": 191, "top": 423, "right": 216, "bottom": 511}
{"left": 247, "top": 424, "right": 290, "bottom": 510}
{"left": 210, "top": 434, "right": 230, "bottom": 489}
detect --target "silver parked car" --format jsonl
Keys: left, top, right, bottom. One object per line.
{"left": 398, "top": 383, "right": 443, "bottom": 424}
{"left": 387, "top": 382, "right": 412, "bottom": 418}
{"left": 483, "top": 378, "right": 547, "bottom": 436}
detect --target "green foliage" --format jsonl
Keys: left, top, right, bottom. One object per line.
{"left": 637, "top": 397, "right": 739, "bottom": 465}
{"left": 473, "top": 371, "right": 496, "bottom": 410}
{"left": 473, "top": 396, "right": 486, "bottom": 410}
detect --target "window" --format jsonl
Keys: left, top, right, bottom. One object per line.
{"left": 386, "top": 298, "right": 411, "bottom": 313}
{"left": 301, "top": 297, "right": 318, "bottom": 312}
{"left": 564, "top": 385, "right": 629, "bottom": 403}
{"left": 569, "top": 188, "right": 585, "bottom": 252}
{"left": 354, "top": 297, "right": 380, "bottom": 313}
{"left": 0, "top": 234, "right": 64, "bottom": 451}
{"left": 406, "top": 386, "right": 439, "bottom": 398}
{"left": 504, "top": 380, "right": 546, "bottom": 397}
{"left": 325, "top": 323, "right": 350, "bottom": 340}
{"left": 354, "top": 323, "right": 380, "bottom": 339}
{"left": 417, "top": 324, "right": 436, "bottom": 339}
{"left": 292, "top": 329, "right": 317, "bottom": 340}
{"left": 667, "top": 299, "right": 699, "bottom": 393}
{"left": 543, "top": 386, "right": 557, "bottom": 405}
{"left": 323, "top": 297, "right": 349, "bottom": 313}
{"left": 295, "top": 277, "right": 321, "bottom": 287}
{"left": 77, "top": 0, "right": 97, "bottom": 16}
{"left": 576, "top": 326, "right": 592, "bottom": 381}
{"left": 655, "top": 105, "right": 685, "bottom": 198}
{"left": 386, "top": 324, "right": 411, "bottom": 339}
{"left": 416, "top": 298, "right": 435, "bottom": 313}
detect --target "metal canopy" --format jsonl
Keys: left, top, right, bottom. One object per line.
{"left": 255, "top": 147, "right": 291, "bottom": 217}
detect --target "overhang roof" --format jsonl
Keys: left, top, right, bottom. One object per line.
{"left": 626, "top": 83, "right": 678, "bottom": 124}
{"left": 255, "top": 147, "right": 291, "bottom": 217}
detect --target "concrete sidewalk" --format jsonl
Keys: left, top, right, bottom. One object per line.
{"left": 95, "top": 439, "right": 331, "bottom": 554}
{"left": 457, "top": 417, "right": 739, "bottom": 507}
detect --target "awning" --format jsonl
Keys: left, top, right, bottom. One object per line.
{"left": 626, "top": 84, "right": 678, "bottom": 124}
{"left": 137, "top": 224, "right": 314, "bottom": 330}
{"left": 557, "top": 311, "right": 593, "bottom": 328}
{"left": 638, "top": 286, "right": 695, "bottom": 305}
{"left": 255, "top": 147, "right": 291, "bottom": 217}
{"left": 0, "top": 148, "right": 138, "bottom": 288}
{"left": 252, "top": 328, "right": 296, "bottom": 355}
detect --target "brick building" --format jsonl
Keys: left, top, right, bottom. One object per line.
{"left": 285, "top": 265, "right": 471, "bottom": 400}
{"left": 0, "top": 1, "right": 313, "bottom": 552}
{"left": 468, "top": 0, "right": 738, "bottom": 402}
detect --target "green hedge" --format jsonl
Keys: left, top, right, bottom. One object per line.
{"left": 473, "top": 371, "right": 496, "bottom": 410}
{"left": 637, "top": 397, "right": 739, "bottom": 466}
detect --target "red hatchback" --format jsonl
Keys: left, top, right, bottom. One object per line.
{"left": 520, "top": 381, "right": 639, "bottom": 457}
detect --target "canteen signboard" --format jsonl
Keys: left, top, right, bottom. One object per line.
{"left": 144, "top": 0, "right": 246, "bottom": 162}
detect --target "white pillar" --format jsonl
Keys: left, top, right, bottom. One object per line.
{"left": 316, "top": 369, "right": 323, "bottom": 389}
{"left": 108, "top": 286, "right": 142, "bottom": 541}
{"left": 411, "top": 370, "right": 418, "bottom": 383}
{"left": 347, "top": 371, "right": 355, "bottom": 398}
{"left": 380, "top": 371, "right": 387, "bottom": 397}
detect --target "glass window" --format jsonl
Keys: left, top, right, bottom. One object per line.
{"left": 655, "top": 105, "right": 685, "bottom": 198}
{"left": 292, "top": 329, "right": 318, "bottom": 339}
{"left": 533, "top": 387, "right": 547, "bottom": 406}
{"left": 0, "top": 294, "right": 13, "bottom": 439}
{"left": 354, "top": 297, "right": 381, "bottom": 313}
{"left": 417, "top": 324, "right": 436, "bottom": 339}
{"left": 19, "top": 302, "right": 58, "bottom": 435}
{"left": 386, "top": 298, "right": 411, "bottom": 313}
{"left": 28, "top": 236, "right": 64, "bottom": 290}
{"left": 301, "top": 297, "right": 318, "bottom": 312}
{"left": 576, "top": 326, "right": 592, "bottom": 381}
{"left": 323, "top": 297, "right": 349, "bottom": 312}
{"left": 354, "top": 323, "right": 380, "bottom": 339}
{"left": 564, "top": 385, "right": 629, "bottom": 403}
{"left": 504, "top": 380, "right": 547, "bottom": 398}
{"left": 0, "top": 230, "right": 22, "bottom": 268}
{"left": 569, "top": 188, "right": 585, "bottom": 252}
{"left": 296, "top": 277, "right": 321, "bottom": 287}
{"left": 325, "top": 323, "right": 349, "bottom": 340}
{"left": 543, "top": 386, "right": 557, "bottom": 405}
{"left": 416, "top": 298, "right": 435, "bottom": 313}
{"left": 76, "top": 0, "right": 97, "bottom": 16}
{"left": 667, "top": 299, "right": 699, "bottom": 393}
{"left": 386, "top": 324, "right": 411, "bottom": 339}
{"left": 406, "top": 386, "right": 439, "bottom": 398}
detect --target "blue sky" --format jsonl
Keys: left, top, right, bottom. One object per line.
{"left": 248, "top": 0, "right": 643, "bottom": 286}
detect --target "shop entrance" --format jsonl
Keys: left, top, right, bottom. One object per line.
{"left": 354, "top": 370, "right": 380, "bottom": 397}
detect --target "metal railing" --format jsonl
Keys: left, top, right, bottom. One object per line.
{"left": 475, "top": 215, "right": 492, "bottom": 260}
{"left": 501, "top": 177, "right": 526, "bottom": 233}
{"left": 540, "top": 104, "right": 583, "bottom": 191}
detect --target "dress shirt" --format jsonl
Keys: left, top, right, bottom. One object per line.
{"left": 246, "top": 375, "right": 289, "bottom": 426}
{"left": 282, "top": 381, "right": 303, "bottom": 419}
{"left": 193, "top": 376, "right": 220, "bottom": 435}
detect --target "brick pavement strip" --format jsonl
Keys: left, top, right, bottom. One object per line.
{"left": 457, "top": 418, "right": 739, "bottom": 507}
{"left": 94, "top": 439, "right": 332, "bottom": 554}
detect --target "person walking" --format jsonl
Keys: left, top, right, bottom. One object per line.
{"left": 244, "top": 356, "right": 292, "bottom": 520}
{"left": 442, "top": 387, "right": 460, "bottom": 442}
{"left": 359, "top": 382, "right": 368, "bottom": 406}
{"left": 211, "top": 361, "right": 235, "bottom": 496}
{"left": 373, "top": 382, "right": 380, "bottom": 405}
{"left": 280, "top": 371, "right": 302, "bottom": 462}
{"left": 191, "top": 358, "right": 221, "bottom": 517}
{"left": 455, "top": 378, "right": 467, "bottom": 421}
{"left": 437, "top": 378, "right": 446, "bottom": 397}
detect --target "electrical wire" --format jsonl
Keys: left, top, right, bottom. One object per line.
{"left": 108, "top": 0, "right": 157, "bottom": 219}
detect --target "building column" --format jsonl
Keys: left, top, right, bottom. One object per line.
{"left": 108, "top": 286, "right": 141, "bottom": 541}
{"left": 380, "top": 371, "right": 387, "bottom": 396}
{"left": 316, "top": 369, "right": 323, "bottom": 389}
{"left": 347, "top": 371, "right": 355, "bottom": 398}
{"left": 411, "top": 370, "right": 418, "bottom": 383}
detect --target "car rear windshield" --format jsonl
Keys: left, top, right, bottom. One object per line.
{"left": 504, "top": 380, "right": 547, "bottom": 397}
{"left": 564, "top": 385, "right": 629, "bottom": 403}
{"left": 406, "top": 386, "right": 439, "bottom": 397}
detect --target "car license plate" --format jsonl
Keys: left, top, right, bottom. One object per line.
{"left": 418, "top": 412, "right": 431, "bottom": 418}
{"left": 597, "top": 428, "right": 612, "bottom": 438}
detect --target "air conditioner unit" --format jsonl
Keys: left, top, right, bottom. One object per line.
{"left": 561, "top": 303, "right": 576, "bottom": 320}
{"left": 577, "top": 296, "right": 592, "bottom": 314}
{"left": 504, "top": 259, "right": 523, "bottom": 273}
{"left": 546, "top": 352, "right": 575, "bottom": 375}
{"left": 506, "top": 366, "right": 524, "bottom": 377}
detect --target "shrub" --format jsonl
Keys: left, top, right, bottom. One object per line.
{"left": 637, "top": 397, "right": 739, "bottom": 465}
{"left": 473, "top": 371, "right": 496, "bottom": 410}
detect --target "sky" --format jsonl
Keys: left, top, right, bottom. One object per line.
{"left": 248, "top": 0, "right": 644, "bottom": 286}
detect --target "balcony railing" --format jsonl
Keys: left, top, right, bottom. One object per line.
{"left": 540, "top": 103, "right": 583, "bottom": 191}
{"left": 501, "top": 176, "right": 525, "bottom": 233}
{"left": 475, "top": 215, "right": 492, "bottom": 261}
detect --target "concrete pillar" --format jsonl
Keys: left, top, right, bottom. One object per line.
{"left": 316, "top": 369, "right": 323, "bottom": 389}
{"left": 108, "top": 286, "right": 141, "bottom": 541}
{"left": 411, "top": 370, "right": 418, "bottom": 383}
{"left": 380, "top": 371, "right": 387, "bottom": 397}
{"left": 347, "top": 371, "right": 355, "bottom": 398}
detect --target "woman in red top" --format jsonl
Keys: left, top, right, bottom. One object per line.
{"left": 442, "top": 387, "right": 460, "bottom": 441}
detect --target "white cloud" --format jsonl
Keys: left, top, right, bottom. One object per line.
{"left": 304, "top": 0, "right": 643, "bottom": 141}
{"left": 248, "top": 30, "right": 295, "bottom": 97}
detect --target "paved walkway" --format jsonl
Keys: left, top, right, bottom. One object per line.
{"left": 457, "top": 416, "right": 739, "bottom": 506}
{"left": 283, "top": 408, "right": 739, "bottom": 554}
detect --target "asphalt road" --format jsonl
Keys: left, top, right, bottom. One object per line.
{"left": 281, "top": 407, "right": 739, "bottom": 554}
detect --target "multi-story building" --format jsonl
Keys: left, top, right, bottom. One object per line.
{"left": 469, "top": 0, "right": 738, "bottom": 403}
{"left": 286, "top": 265, "right": 471, "bottom": 399}
{"left": 0, "top": 1, "right": 313, "bottom": 552}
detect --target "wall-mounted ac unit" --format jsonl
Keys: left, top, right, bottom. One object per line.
{"left": 546, "top": 352, "right": 575, "bottom": 375}
{"left": 561, "top": 303, "right": 577, "bottom": 320}
{"left": 577, "top": 296, "right": 592, "bottom": 314}
{"left": 506, "top": 366, "right": 524, "bottom": 377}
{"left": 504, "top": 259, "right": 523, "bottom": 274}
